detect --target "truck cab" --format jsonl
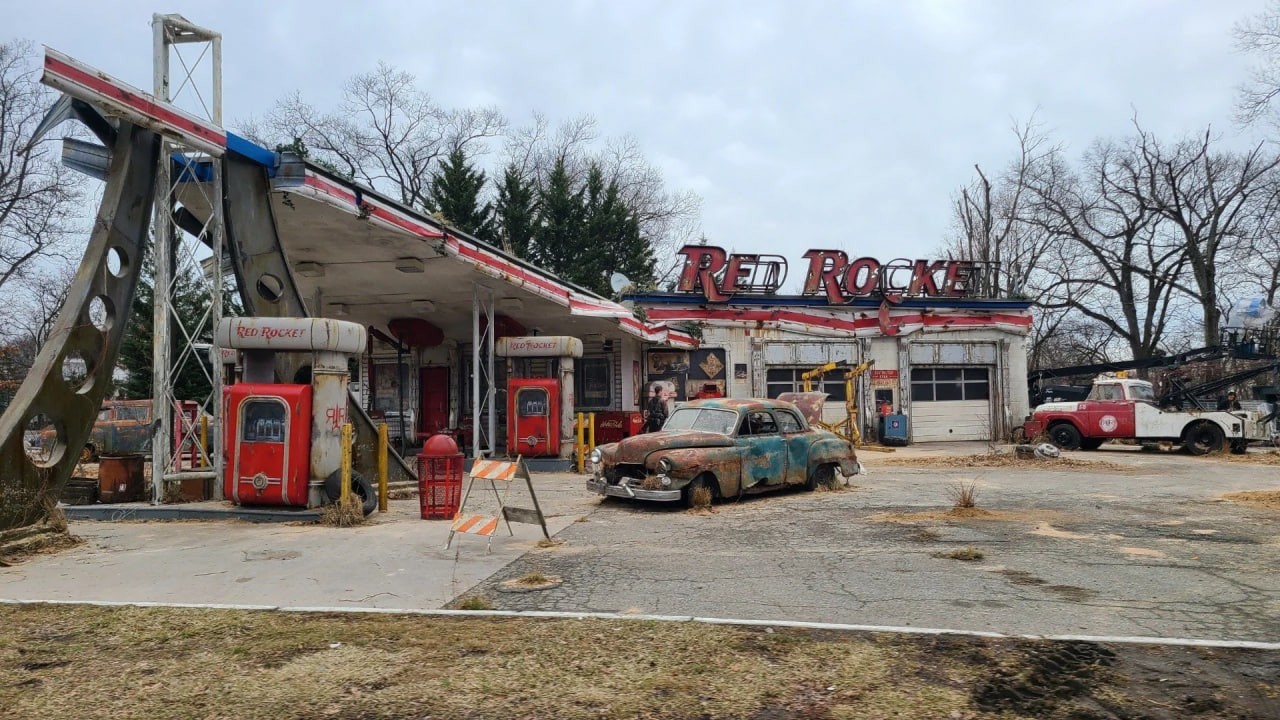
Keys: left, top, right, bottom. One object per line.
{"left": 1024, "top": 373, "right": 1266, "bottom": 454}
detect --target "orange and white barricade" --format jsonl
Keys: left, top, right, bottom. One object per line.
{"left": 446, "top": 456, "right": 549, "bottom": 552}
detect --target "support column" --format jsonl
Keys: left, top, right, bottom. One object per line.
{"left": 559, "top": 356, "right": 575, "bottom": 459}
{"left": 310, "top": 350, "right": 349, "bottom": 507}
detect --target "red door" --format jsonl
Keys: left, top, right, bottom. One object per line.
{"left": 419, "top": 367, "right": 449, "bottom": 436}
{"left": 1078, "top": 383, "right": 1136, "bottom": 438}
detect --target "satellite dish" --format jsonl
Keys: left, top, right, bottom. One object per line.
{"left": 610, "top": 272, "right": 632, "bottom": 295}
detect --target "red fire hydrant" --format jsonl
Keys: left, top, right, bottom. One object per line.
{"left": 417, "top": 433, "right": 464, "bottom": 520}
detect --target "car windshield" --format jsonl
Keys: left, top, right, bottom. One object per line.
{"left": 663, "top": 407, "right": 738, "bottom": 435}
{"left": 1128, "top": 383, "right": 1156, "bottom": 403}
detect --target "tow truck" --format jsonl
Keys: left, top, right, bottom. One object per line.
{"left": 1022, "top": 373, "right": 1271, "bottom": 455}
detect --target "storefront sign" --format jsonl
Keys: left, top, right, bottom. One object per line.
{"left": 870, "top": 369, "right": 899, "bottom": 386}
{"left": 497, "top": 336, "right": 584, "bottom": 358}
{"left": 676, "top": 245, "right": 996, "bottom": 303}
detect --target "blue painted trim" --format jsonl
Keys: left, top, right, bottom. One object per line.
{"left": 624, "top": 293, "right": 1034, "bottom": 311}
{"left": 226, "top": 132, "right": 279, "bottom": 170}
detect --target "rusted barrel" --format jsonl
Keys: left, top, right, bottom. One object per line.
{"left": 98, "top": 454, "right": 145, "bottom": 503}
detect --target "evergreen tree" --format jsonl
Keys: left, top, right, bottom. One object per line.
{"left": 494, "top": 163, "right": 537, "bottom": 258}
{"left": 426, "top": 148, "right": 495, "bottom": 244}
{"left": 531, "top": 157, "right": 585, "bottom": 279}
{"left": 117, "top": 252, "right": 227, "bottom": 404}
{"left": 580, "top": 163, "right": 657, "bottom": 295}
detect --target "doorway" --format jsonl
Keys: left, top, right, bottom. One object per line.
{"left": 419, "top": 366, "right": 450, "bottom": 436}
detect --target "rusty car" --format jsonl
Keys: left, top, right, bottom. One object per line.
{"left": 30, "top": 399, "right": 154, "bottom": 462}
{"left": 586, "top": 397, "right": 860, "bottom": 506}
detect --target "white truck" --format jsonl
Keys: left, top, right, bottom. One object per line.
{"left": 1022, "top": 374, "right": 1270, "bottom": 454}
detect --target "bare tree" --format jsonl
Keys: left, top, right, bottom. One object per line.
{"left": 247, "top": 63, "right": 506, "bottom": 210}
{"left": 0, "top": 40, "right": 83, "bottom": 294}
{"left": 1127, "top": 125, "right": 1280, "bottom": 345}
{"left": 1235, "top": 0, "right": 1280, "bottom": 126}
{"left": 1025, "top": 138, "right": 1192, "bottom": 361}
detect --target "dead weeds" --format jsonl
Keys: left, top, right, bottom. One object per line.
{"left": 318, "top": 495, "right": 365, "bottom": 528}
{"left": 1223, "top": 451, "right": 1280, "bottom": 466}
{"left": 3, "top": 604, "right": 1274, "bottom": 719}
{"left": 1220, "top": 489, "right": 1280, "bottom": 510}
{"left": 934, "top": 547, "right": 985, "bottom": 561}
{"left": 873, "top": 452, "right": 1129, "bottom": 472}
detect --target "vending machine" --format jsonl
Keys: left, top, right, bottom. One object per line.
{"left": 506, "top": 378, "right": 561, "bottom": 457}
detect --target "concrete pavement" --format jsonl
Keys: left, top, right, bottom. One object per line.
{"left": 1, "top": 473, "right": 596, "bottom": 610}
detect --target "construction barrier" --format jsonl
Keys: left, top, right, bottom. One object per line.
{"left": 447, "top": 456, "right": 549, "bottom": 553}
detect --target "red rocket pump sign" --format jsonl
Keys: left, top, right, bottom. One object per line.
{"left": 676, "top": 245, "right": 998, "bottom": 304}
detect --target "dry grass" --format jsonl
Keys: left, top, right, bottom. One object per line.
{"left": 318, "top": 495, "right": 365, "bottom": 528}
{"left": 934, "top": 547, "right": 985, "bottom": 561}
{"left": 689, "top": 486, "right": 713, "bottom": 510}
{"left": 1220, "top": 489, "right": 1280, "bottom": 510}
{"left": 0, "top": 604, "right": 996, "bottom": 720}
{"left": 873, "top": 452, "right": 1129, "bottom": 472}
{"left": 536, "top": 538, "right": 564, "bottom": 549}
{"left": 0, "top": 528, "right": 83, "bottom": 567}
{"left": 453, "top": 595, "right": 494, "bottom": 610}
{"left": 1223, "top": 451, "right": 1280, "bottom": 466}
{"left": 947, "top": 481, "right": 979, "bottom": 509}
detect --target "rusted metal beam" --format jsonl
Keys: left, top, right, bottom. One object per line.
{"left": 0, "top": 123, "right": 161, "bottom": 530}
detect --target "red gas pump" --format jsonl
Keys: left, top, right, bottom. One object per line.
{"left": 216, "top": 317, "right": 368, "bottom": 511}
{"left": 507, "top": 378, "right": 560, "bottom": 457}
{"left": 223, "top": 384, "right": 312, "bottom": 506}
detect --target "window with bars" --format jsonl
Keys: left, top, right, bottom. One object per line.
{"left": 910, "top": 367, "right": 990, "bottom": 402}
{"left": 765, "top": 367, "right": 848, "bottom": 401}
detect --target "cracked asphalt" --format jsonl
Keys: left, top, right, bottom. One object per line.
{"left": 468, "top": 447, "right": 1280, "bottom": 642}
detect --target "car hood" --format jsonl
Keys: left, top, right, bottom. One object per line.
{"left": 1033, "top": 401, "right": 1080, "bottom": 415}
{"left": 606, "top": 431, "right": 735, "bottom": 465}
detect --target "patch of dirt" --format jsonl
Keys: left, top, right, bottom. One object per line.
{"left": 0, "top": 529, "right": 83, "bottom": 567}
{"left": 871, "top": 452, "right": 1130, "bottom": 472}
{"left": 1224, "top": 452, "right": 1280, "bottom": 465}
{"left": 1221, "top": 489, "right": 1280, "bottom": 510}
{"left": 2, "top": 605, "right": 1278, "bottom": 719}
{"left": 873, "top": 508, "right": 1067, "bottom": 524}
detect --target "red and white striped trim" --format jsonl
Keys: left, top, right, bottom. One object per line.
{"left": 41, "top": 48, "right": 226, "bottom": 156}
{"left": 643, "top": 306, "right": 1033, "bottom": 338}
{"left": 286, "top": 170, "right": 700, "bottom": 349}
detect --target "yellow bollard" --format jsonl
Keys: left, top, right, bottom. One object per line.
{"left": 340, "top": 422, "right": 352, "bottom": 504}
{"left": 587, "top": 412, "right": 595, "bottom": 455}
{"left": 199, "top": 415, "right": 209, "bottom": 468}
{"left": 576, "top": 412, "right": 586, "bottom": 472}
{"left": 377, "top": 422, "right": 388, "bottom": 513}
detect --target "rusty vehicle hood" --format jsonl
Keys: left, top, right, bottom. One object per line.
{"left": 775, "top": 392, "right": 828, "bottom": 425}
{"left": 608, "top": 431, "right": 735, "bottom": 465}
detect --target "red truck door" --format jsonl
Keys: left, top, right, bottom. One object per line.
{"left": 1077, "top": 383, "right": 1136, "bottom": 438}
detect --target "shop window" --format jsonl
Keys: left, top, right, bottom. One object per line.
{"left": 576, "top": 356, "right": 613, "bottom": 409}
{"left": 910, "top": 367, "right": 990, "bottom": 402}
{"left": 765, "top": 367, "right": 848, "bottom": 401}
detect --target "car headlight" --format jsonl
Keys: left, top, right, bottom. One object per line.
{"left": 657, "top": 457, "right": 673, "bottom": 475}
{"left": 589, "top": 448, "right": 602, "bottom": 464}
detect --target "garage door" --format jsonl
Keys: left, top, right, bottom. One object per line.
{"left": 910, "top": 367, "right": 992, "bottom": 442}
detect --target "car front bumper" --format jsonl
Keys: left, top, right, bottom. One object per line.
{"left": 586, "top": 476, "right": 682, "bottom": 502}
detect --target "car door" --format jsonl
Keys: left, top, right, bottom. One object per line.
{"left": 738, "top": 410, "right": 785, "bottom": 488}
{"left": 775, "top": 409, "right": 810, "bottom": 485}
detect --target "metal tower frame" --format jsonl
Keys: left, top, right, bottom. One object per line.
{"left": 150, "top": 14, "right": 226, "bottom": 502}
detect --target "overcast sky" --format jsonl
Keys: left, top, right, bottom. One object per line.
{"left": 7, "top": 1, "right": 1274, "bottom": 267}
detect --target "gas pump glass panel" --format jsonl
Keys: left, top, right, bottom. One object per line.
{"left": 242, "top": 399, "right": 288, "bottom": 443}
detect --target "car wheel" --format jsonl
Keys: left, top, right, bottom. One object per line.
{"left": 1184, "top": 422, "right": 1225, "bottom": 456}
{"left": 1047, "top": 423, "right": 1082, "bottom": 451}
{"left": 324, "top": 470, "right": 378, "bottom": 515}
{"left": 683, "top": 474, "right": 716, "bottom": 509}
{"left": 1230, "top": 440, "right": 1249, "bottom": 455}
{"left": 1079, "top": 438, "right": 1104, "bottom": 451}
{"left": 805, "top": 463, "right": 838, "bottom": 491}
